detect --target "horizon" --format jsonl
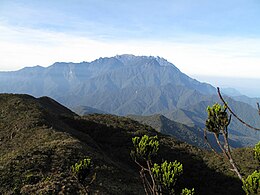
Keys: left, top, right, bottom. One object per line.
{"left": 0, "top": 1, "right": 260, "bottom": 96}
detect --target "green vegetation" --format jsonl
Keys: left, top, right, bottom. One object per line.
{"left": 205, "top": 90, "right": 260, "bottom": 195}
{"left": 253, "top": 141, "right": 260, "bottom": 162}
{"left": 242, "top": 170, "right": 260, "bottom": 195}
{"left": 206, "top": 103, "right": 230, "bottom": 135}
{"left": 181, "top": 188, "right": 195, "bottom": 195}
{"left": 205, "top": 103, "right": 243, "bottom": 180}
{"left": 242, "top": 141, "right": 260, "bottom": 194}
{"left": 71, "top": 157, "right": 92, "bottom": 183}
{"left": 152, "top": 160, "right": 183, "bottom": 194}
{"left": 131, "top": 135, "right": 159, "bottom": 160}
{"left": 131, "top": 135, "right": 194, "bottom": 194}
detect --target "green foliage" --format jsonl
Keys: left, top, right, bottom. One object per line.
{"left": 71, "top": 157, "right": 92, "bottom": 183}
{"left": 242, "top": 170, "right": 260, "bottom": 195}
{"left": 131, "top": 135, "right": 159, "bottom": 160}
{"left": 206, "top": 103, "right": 229, "bottom": 134}
{"left": 152, "top": 160, "right": 183, "bottom": 194}
{"left": 253, "top": 141, "right": 260, "bottom": 162}
{"left": 181, "top": 188, "right": 195, "bottom": 195}
{"left": 131, "top": 135, "right": 194, "bottom": 194}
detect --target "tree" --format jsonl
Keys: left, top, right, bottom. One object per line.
{"left": 205, "top": 87, "right": 260, "bottom": 194}
{"left": 204, "top": 103, "right": 242, "bottom": 180}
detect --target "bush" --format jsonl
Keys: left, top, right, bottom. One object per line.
{"left": 71, "top": 157, "right": 92, "bottom": 183}
{"left": 131, "top": 135, "right": 194, "bottom": 195}
{"left": 131, "top": 135, "right": 159, "bottom": 160}
{"left": 181, "top": 188, "right": 195, "bottom": 195}
{"left": 242, "top": 170, "right": 260, "bottom": 195}
{"left": 152, "top": 160, "right": 183, "bottom": 194}
{"left": 206, "top": 103, "right": 229, "bottom": 135}
{"left": 253, "top": 141, "right": 260, "bottom": 162}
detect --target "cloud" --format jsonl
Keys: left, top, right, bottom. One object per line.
{"left": 0, "top": 23, "right": 260, "bottom": 79}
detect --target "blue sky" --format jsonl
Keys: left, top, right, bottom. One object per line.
{"left": 0, "top": 0, "right": 260, "bottom": 93}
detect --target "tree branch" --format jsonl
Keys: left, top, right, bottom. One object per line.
{"left": 146, "top": 160, "right": 158, "bottom": 195}
{"left": 204, "top": 129, "right": 222, "bottom": 158}
{"left": 217, "top": 87, "right": 260, "bottom": 131}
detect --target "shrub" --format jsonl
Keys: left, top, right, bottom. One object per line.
{"left": 181, "top": 188, "right": 195, "bottom": 195}
{"left": 253, "top": 141, "right": 260, "bottom": 162}
{"left": 152, "top": 160, "right": 183, "bottom": 194}
{"left": 205, "top": 103, "right": 229, "bottom": 135}
{"left": 71, "top": 157, "right": 92, "bottom": 183}
{"left": 131, "top": 135, "right": 159, "bottom": 160}
{"left": 242, "top": 170, "right": 260, "bottom": 195}
{"left": 131, "top": 135, "right": 194, "bottom": 195}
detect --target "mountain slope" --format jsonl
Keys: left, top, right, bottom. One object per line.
{"left": 0, "top": 55, "right": 259, "bottom": 147}
{"left": 0, "top": 94, "right": 258, "bottom": 194}
{"left": 128, "top": 114, "right": 207, "bottom": 149}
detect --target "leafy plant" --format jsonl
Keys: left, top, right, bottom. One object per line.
{"left": 253, "top": 141, "right": 260, "bottom": 162}
{"left": 204, "top": 103, "right": 242, "bottom": 180}
{"left": 206, "top": 103, "right": 230, "bottom": 135}
{"left": 152, "top": 160, "right": 183, "bottom": 194}
{"left": 131, "top": 135, "right": 159, "bottom": 160}
{"left": 71, "top": 157, "right": 92, "bottom": 183}
{"left": 242, "top": 170, "right": 260, "bottom": 195}
{"left": 242, "top": 142, "right": 260, "bottom": 194}
{"left": 206, "top": 88, "right": 260, "bottom": 194}
{"left": 131, "top": 135, "right": 194, "bottom": 195}
{"left": 181, "top": 188, "right": 195, "bottom": 195}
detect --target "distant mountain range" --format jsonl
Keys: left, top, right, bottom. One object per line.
{"left": 0, "top": 54, "right": 259, "bottom": 147}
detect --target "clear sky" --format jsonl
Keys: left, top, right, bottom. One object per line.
{"left": 0, "top": 0, "right": 260, "bottom": 80}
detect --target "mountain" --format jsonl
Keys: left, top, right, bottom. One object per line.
{"left": 128, "top": 114, "right": 208, "bottom": 149}
{"left": 231, "top": 95, "right": 260, "bottom": 109}
{"left": 0, "top": 94, "right": 258, "bottom": 194}
{"left": 0, "top": 54, "right": 260, "bottom": 147}
{"left": 0, "top": 55, "right": 215, "bottom": 113}
{"left": 220, "top": 88, "right": 260, "bottom": 109}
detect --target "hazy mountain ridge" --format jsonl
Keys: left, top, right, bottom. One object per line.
{"left": 0, "top": 54, "right": 215, "bottom": 99}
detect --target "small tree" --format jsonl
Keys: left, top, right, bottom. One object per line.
{"left": 131, "top": 135, "right": 194, "bottom": 195}
{"left": 204, "top": 103, "right": 242, "bottom": 180}
{"left": 205, "top": 88, "right": 260, "bottom": 194}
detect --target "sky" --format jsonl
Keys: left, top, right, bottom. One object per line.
{"left": 0, "top": 0, "right": 260, "bottom": 95}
